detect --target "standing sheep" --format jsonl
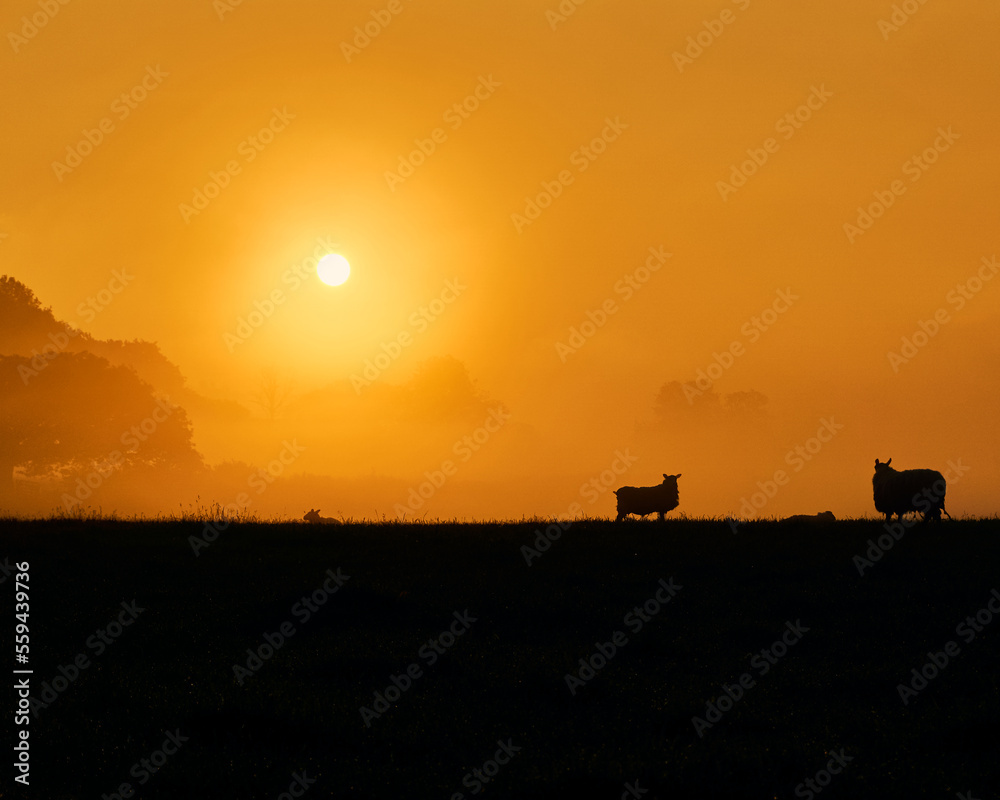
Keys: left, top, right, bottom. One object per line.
{"left": 872, "top": 458, "right": 949, "bottom": 521}
{"left": 614, "top": 473, "right": 681, "bottom": 521}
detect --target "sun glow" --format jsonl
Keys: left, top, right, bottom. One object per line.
{"left": 317, "top": 254, "right": 351, "bottom": 286}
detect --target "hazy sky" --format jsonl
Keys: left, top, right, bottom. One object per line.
{"left": 3, "top": 0, "right": 997, "bottom": 518}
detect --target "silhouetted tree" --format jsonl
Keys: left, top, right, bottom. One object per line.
{"left": 399, "top": 356, "right": 498, "bottom": 423}
{"left": 723, "top": 390, "right": 768, "bottom": 423}
{"left": 653, "top": 381, "right": 769, "bottom": 427}
{"left": 0, "top": 275, "right": 45, "bottom": 320}
{"left": 250, "top": 370, "right": 294, "bottom": 421}
{"left": 654, "top": 380, "right": 723, "bottom": 422}
{"left": 0, "top": 275, "right": 186, "bottom": 395}
{"left": 84, "top": 338, "right": 187, "bottom": 395}
{"left": 0, "top": 351, "right": 201, "bottom": 504}
{"left": 0, "top": 276, "right": 77, "bottom": 356}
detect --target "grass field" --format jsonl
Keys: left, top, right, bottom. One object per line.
{"left": 4, "top": 516, "right": 1000, "bottom": 799}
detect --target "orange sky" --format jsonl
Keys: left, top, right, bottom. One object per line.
{"left": 2, "top": 0, "right": 998, "bottom": 518}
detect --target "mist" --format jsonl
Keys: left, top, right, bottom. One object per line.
{"left": 2, "top": 0, "right": 997, "bottom": 521}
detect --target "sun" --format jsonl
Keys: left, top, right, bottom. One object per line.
{"left": 317, "top": 254, "right": 351, "bottom": 287}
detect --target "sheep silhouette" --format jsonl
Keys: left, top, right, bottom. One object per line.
{"left": 303, "top": 508, "right": 338, "bottom": 524}
{"left": 872, "top": 458, "right": 950, "bottom": 521}
{"left": 614, "top": 474, "right": 681, "bottom": 521}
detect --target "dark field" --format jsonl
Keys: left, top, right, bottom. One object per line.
{"left": 4, "top": 517, "right": 1000, "bottom": 799}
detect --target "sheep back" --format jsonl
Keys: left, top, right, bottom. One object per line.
{"left": 873, "top": 464, "right": 946, "bottom": 518}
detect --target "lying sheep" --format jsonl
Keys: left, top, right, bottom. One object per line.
{"left": 614, "top": 473, "right": 681, "bottom": 521}
{"left": 872, "top": 458, "right": 949, "bottom": 521}
{"left": 303, "top": 508, "right": 339, "bottom": 524}
{"left": 780, "top": 511, "right": 836, "bottom": 524}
